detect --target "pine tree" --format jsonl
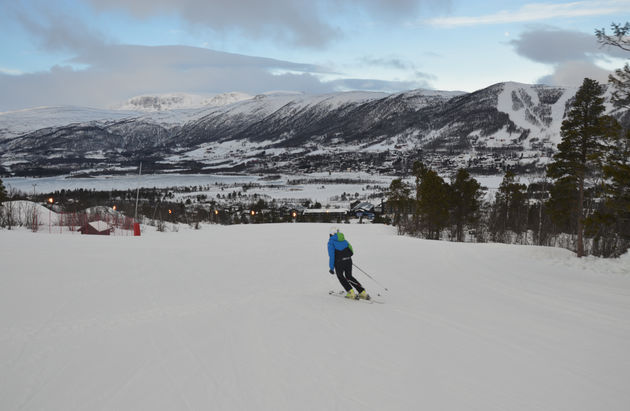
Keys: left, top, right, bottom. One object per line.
{"left": 0, "top": 178, "right": 6, "bottom": 204}
{"left": 602, "top": 128, "right": 630, "bottom": 244}
{"left": 492, "top": 170, "right": 527, "bottom": 236}
{"left": 449, "top": 169, "right": 484, "bottom": 242}
{"left": 411, "top": 161, "right": 428, "bottom": 233}
{"left": 547, "top": 78, "right": 618, "bottom": 257}
{"left": 386, "top": 178, "right": 411, "bottom": 228}
{"left": 417, "top": 168, "right": 449, "bottom": 240}
{"left": 596, "top": 22, "right": 630, "bottom": 110}
{"left": 608, "top": 64, "right": 630, "bottom": 110}
{"left": 546, "top": 176, "right": 578, "bottom": 234}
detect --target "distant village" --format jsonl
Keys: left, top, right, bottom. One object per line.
{"left": 204, "top": 142, "right": 552, "bottom": 178}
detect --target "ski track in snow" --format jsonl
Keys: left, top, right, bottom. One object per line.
{"left": 1, "top": 224, "right": 629, "bottom": 410}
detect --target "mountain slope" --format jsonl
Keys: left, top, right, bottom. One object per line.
{"left": 112, "top": 92, "right": 253, "bottom": 112}
{"left": 1, "top": 224, "right": 629, "bottom": 410}
{"left": 1, "top": 83, "right": 623, "bottom": 176}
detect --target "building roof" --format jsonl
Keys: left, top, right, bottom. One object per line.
{"left": 351, "top": 202, "right": 374, "bottom": 211}
{"left": 302, "top": 208, "right": 349, "bottom": 214}
{"left": 88, "top": 220, "right": 111, "bottom": 232}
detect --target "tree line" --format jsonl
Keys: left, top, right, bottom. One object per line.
{"left": 386, "top": 77, "right": 629, "bottom": 257}
{"left": 386, "top": 23, "right": 630, "bottom": 258}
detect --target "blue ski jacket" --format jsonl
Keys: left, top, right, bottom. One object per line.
{"left": 328, "top": 232, "right": 354, "bottom": 270}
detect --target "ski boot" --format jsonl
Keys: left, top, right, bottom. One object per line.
{"left": 345, "top": 289, "right": 356, "bottom": 299}
{"left": 358, "top": 290, "right": 371, "bottom": 300}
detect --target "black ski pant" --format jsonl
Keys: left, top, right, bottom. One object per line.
{"left": 335, "top": 259, "right": 364, "bottom": 293}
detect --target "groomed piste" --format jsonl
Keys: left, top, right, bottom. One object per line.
{"left": 1, "top": 223, "right": 629, "bottom": 410}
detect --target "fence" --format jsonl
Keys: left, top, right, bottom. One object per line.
{"left": 54, "top": 209, "right": 138, "bottom": 236}
{"left": 2, "top": 202, "right": 140, "bottom": 236}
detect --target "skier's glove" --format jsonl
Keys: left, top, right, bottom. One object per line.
{"left": 329, "top": 269, "right": 335, "bottom": 275}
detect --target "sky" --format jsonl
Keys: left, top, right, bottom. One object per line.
{"left": 0, "top": 0, "right": 629, "bottom": 111}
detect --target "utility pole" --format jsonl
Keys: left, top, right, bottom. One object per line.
{"left": 134, "top": 162, "right": 142, "bottom": 220}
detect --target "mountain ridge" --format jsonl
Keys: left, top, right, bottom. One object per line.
{"left": 0, "top": 82, "right": 625, "bottom": 177}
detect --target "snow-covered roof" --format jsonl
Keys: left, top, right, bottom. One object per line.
{"left": 351, "top": 202, "right": 374, "bottom": 211}
{"left": 88, "top": 220, "right": 111, "bottom": 231}
{"left": 302, "top": 208, "right": 349, "bottom": 214}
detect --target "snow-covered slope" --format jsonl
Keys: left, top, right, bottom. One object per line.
{"left": 0, "top": 200, "right": 58, "bottom": 226}
{"left": 112, "top": 92, "right": 253, "bottom": 112}
{"left": 1, "top": 224, "right": 629, "bottom": 410}
{"left": 495, "top": 82, "right": 577, "bottom": 147}
{"left": 0, "top": 106, "right": 139, "bottom": 140}
{"left": 0, "top": 106, "right": 209, "bottom": 141}
{"left": 1, "top": 83, "right": 626, "bottom": 177}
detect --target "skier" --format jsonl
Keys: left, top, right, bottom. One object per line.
{"left": 328, "top": 227, "right": 370, "bottom": 300}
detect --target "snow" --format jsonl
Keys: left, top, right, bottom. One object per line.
{"left": 0, "top": 90, "right": 390, "bottom": 142}
{"left": 1, "top": 172, "right": 522, "bottom": 207}
{"left": 1, "top": 224, "right": 629, "bottom": 410}
{"left": 2, "top": 173, "right": 394, "bottom": 205}
{"left": 1, "top": 200, "right": 58, "bottom": 226}
{"left": 495, "top": 82, "right": 578, "bottom": 148}
{"left": 0, "top": 106, "right": 139, "bottom": 140}
{"left": 0, "top": 106, "right": 209, "bottom": 140}
{"left": 112, "top": 92, "right": 253, "bottom": 112}
{"left": 87, "top": 220, "right": 111, "bottom": 231}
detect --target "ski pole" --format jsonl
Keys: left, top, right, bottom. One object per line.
{"left": 352, "top": 263, "right": 389, "bottom": 292}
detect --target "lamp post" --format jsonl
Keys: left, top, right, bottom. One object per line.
{"left": 30, "top": 184, "right": 38, "bottom": 231}
{"left": 47, "top": 197, "right": 54, "bottom": 233}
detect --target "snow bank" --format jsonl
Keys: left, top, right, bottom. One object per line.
{"left": 1, "top": 200, "right": 58, "bottom": 226}
{"left": 1, "top": 224, "right": 629, "bottom": 410}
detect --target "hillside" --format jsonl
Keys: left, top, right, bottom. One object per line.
{"left": 1, "top": 224, "right": 629, "bottom": 410}
{"left": 3, "top": 82, "right": 624, "bottom": 177}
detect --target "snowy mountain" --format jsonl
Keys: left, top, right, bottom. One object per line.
{"left": 112, "top": 92, "right": 253, "bottom": 112}
{"left": 0, "top": 82, "right": 625, "bottom": 177}
{"left": 1, "top": 223, "right": 629, "bottom": 410}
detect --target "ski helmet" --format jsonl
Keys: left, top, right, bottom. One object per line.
{"left": 329, "top": 226, "right": 339, "bottom": 236}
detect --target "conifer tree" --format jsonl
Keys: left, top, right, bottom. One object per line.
{"left": 0, "top": 178, "right": 6, "bottom": 204}
{"left": 547, "top": 78, "right": 618, "bottom": 257}
{"left": 596, "top": 22, "right": 630, "bottom": 51}
{"left": 602, "top": 128, "right": 630, "bottom": 245}
{"left": 417, "top": 168, "right": 449, "bottom": 239}
{"left": 546, "top": 176, "right": 578, "bottom": 234}
{"left": 608, "top": 64, "right": 630, "bottom": 110}
{"left": 596, "top": 22, "right": 630, "bottom": 109}
{"left": 492, "top": 170, "right": 527, "bottom": 235}
{"left": 386, "top": 178, "right": 411, "bottom": 228}
{"left": 449, "top": 169, "right": 484, "bottom": 242}
{"left": 411, "top": 161, "right": 428, "bottom": 233}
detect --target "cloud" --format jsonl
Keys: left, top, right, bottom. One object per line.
{"left": 537, "top": 60, "right": 612, "bottom": 86}
{"left": 328, "top": 78, "right": 433, "bottom": 92}
{"left": 0, "top": 67, "right": 23, "bottom": 76}
{"left": 509, "top": 28, "right": 624, "bottom": 87}
{"left": 359, "top": 56, "right": 415, "bottom": 71}
{"left": 0, "top": 45, "right": 325, "bottom": 110}
{"left": 354, "top": 56, "right": 437, "bottom": 84}
{"left": 0, "top": 1, "right": 443, "bottom": 110}
{"left": 12, "top": 4, "right": 111, "bottom": 54}
{"left": 82, "top": 0, "right": 450, "bottom": 48}
{"left": 510, "top": 27, "right": 627, "bottom": 64}
{"left": 0, "top": 45, "right": 434, "bottom": 111}
{"left": 427, "top": 1, "right": 630, "bottom": 27}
